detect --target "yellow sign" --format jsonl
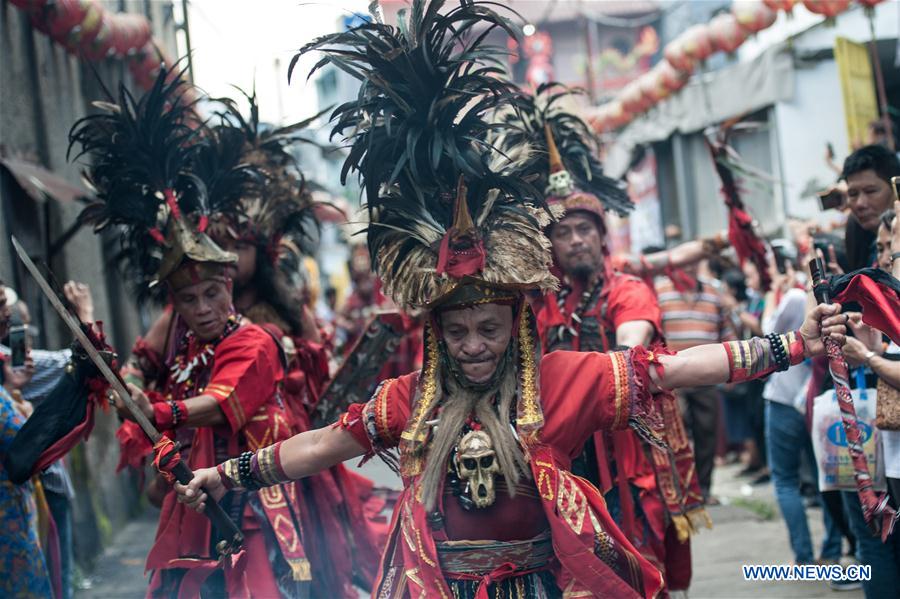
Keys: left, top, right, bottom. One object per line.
{"left": 834, "top": 37, "right": 879, "bottom": 151}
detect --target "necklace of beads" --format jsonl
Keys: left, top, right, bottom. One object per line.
{"left": 170, "top": 314, "right": 241, "bottom": 387}
{"left": 555, "top": 278, "right": 604, "bottom": 340}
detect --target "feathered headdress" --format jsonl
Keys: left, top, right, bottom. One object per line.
{"left": 293, "top": 0, "right": 558, "bottom": 311}
{"left": 210, "top": 88, "right": 325, "bottom": 261}
{"left": 499, "top": 82, "right": 632, "bottom": 218}
{"left": 68, "top": 63, "right": 258, "bottom": 300}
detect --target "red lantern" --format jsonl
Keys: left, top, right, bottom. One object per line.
{"left": 81, "top": 10, "right": 112, "bottom": 61}
{"left": 107, "top": 13, "right": 151, "bottom": 58}
{"left": 664, "top": 37, "right": 695, "bottom": 72}
{"left": 708, "top": 13, "right": 749, "bottom": 53}
{"left": 657, "top": 59, "right": 691, "bottom": 92}
{"left": 590, "top": 105, "right": 613, "bottom": 133}
{"left": 65, "top": 0, "right": 101, "bottom": 52}
{"left": 602, "top": 101, "right": 632, "bottom": 130}
{"left": 732, "top": 1, "right": 778, "bottom": 33}
{"left": 802, "top": 0, "right": 851, "bottom": 18}
{"left": 681, "top": 24, "right": 714, "bottom": 62}
{"left": 763, "top": 0, "right": 797, "bottom": 11}
{"left": 128, "top": 41, "right": 160, "bottom": 89}
{"left": 620, "top": 80, "right": 652, "bottom": 115}
{"left": 637, "top": 67, "right": 670, "bottom": 105}
{"left": 43, "top": 0, "right": 90, "bottom": 43}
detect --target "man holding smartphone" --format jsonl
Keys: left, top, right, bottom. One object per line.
{"left": 841, "top": 145, "right": 900, "bottom": 269}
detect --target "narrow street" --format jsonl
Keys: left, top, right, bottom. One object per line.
{"left": 75, "top": 461, "right": 863, "bottom": 599}
{"left": 690, "top": 463, "right": 863, "bottom": 598}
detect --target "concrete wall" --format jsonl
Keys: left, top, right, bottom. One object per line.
{"left": 1, "top": 0, "right": 176, "bottom": 570}
{"left": 773, "top": 59, "right": 849, "bottom": 221}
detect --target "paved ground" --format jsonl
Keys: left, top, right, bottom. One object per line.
{"left": 689, "top": 463, "right": 863, "bottom": 598}
{"left": 75, "top": 461, "right": 864, "bottom": 598}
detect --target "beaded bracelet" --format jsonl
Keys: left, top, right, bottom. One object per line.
{"left": 765, "top": 332, "right": 790, "bottom": 372}
{"left": 170, "top": 400, "right": 182, "bottom": 427}
{"left": 215, "top": 443, "right": 289, "bottom": 491}
{"left": 237, "top": 451, "right": 260, "bottom": 490}
{"left": 153, "top": 400, "right": 188, "bottom": 430}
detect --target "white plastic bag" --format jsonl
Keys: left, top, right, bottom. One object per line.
{"left": 811, "top": 369, "right": 883, "bottom": 492}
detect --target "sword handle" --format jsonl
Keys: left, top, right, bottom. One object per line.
{"left": 808, "top": 257, "right": 831, "bottom": 305}
{"left": 171, "top": 461, "right": 244, "bottom": 555}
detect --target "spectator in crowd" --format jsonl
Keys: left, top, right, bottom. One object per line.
{"left": 720, "top": 266, "right": 768, "bottom": 483}
{"left": 802, "top": 236, "right": 859, "bottom": 571}
{"left": 761, "top": 243, "right": 843, "bottom": 567}
{"left": 0, "top": 281, "right": 95, "bottom": 599}
{"left": 840, "top": 145, "right": 899, "bottom": 270}
{"left": 838, "top": 206, "right": 900, "bottom": 597}
{"left": 655, "top": 257, "right": 735, "bottom": 502}
{"left": 0, "top": 280, "right": 52, "bottom": 596}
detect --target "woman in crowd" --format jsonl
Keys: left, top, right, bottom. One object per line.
{"left": 837, "top": 205, "right": 900, "bottom": 597}
{"left": 0, "top": 281, "right": 51, "bottom": 597}
{"left": 720, "top": 264, "right": 768, "bottom": 482}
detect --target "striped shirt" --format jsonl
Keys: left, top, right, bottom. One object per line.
{"left": 654, "top": 276, "right": 735, "bottom": 351}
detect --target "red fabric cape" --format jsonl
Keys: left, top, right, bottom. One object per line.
{"left": 830, "top": 269, "right": 900, "bottom": 345}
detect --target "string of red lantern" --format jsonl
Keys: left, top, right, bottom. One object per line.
{"left": 590, "top": 0, "right": 882, "bottom": 133}
{"left": 9, "top": 0, "right": 198, "bottom": 102}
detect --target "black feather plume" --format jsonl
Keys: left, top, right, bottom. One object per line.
{"left": 500, "top": 82, "right": 632, "bottom": 215}
{"left": 292, "top": 0, "right": 541, "bottom": 266}
{"left": 68, "top": 62, "right": 258, "bottom": 302}
{"left": 210, "top": 88, "right": 326, "bottom": 256}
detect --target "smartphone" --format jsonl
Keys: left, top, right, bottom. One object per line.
{"left": 8, "top": 323, "right": 28, "bottom": 368}
{"left": 826, "top": 142, "right": 835, "bottom": 160}
{"left": 817, "top": 188, "right": 844, "bottom": 211}
{"left": 772, "top": 246, "right": 788, "bottom": 275}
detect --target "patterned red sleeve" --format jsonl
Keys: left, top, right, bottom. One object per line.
{"left": 539, "top": 348, "right": 669, "bottom": 456}
{"left": 204, "top": 325, "right": 285, "bottom": 434}
{"left": 336, "top": 373, "right": 416, "bottom": 457}
{"left": 723, "top": 331, "right": 806, "bottom": 383}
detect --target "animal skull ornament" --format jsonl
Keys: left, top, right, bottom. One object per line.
{"left": 546, "top": 168, "right": 574, "bottom": 198}
{"left": 454, "top": 429, "right": 501, "bottom": 509}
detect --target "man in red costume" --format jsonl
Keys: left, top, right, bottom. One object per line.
{"left": 174, "top": 5, "right": 850, "bottom": 596}
{"left": 68, "top": 68, "right": 320, "bottom": 597}
{"left": 109, "top": 89, "right": 386, "bottom": 595}
{"left": 516, "top": 94, "right": 705, "bottom": 593}
{"left": 180, "top": 267, "right": 847, "bottom": 599}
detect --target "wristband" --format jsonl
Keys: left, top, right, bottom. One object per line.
{"left": 170, "top": 400, "right": 186, "bottom": 427}
{"left": 153, "top": 400, "right": 187, "bottom": 430}
{"left": 216, "top": 442, "right": 289, "bottom": 491}
{"left": 724, "top": 330, "right": 806, "bottom": 383}
{"left": 218, "top": 459, "right": 240, "bottom": 490}
{"left": 153, "top": 401, "right": 174, "bottom": 430}
{"left": 251, "top": 442, "right": 289, "bottom": 486}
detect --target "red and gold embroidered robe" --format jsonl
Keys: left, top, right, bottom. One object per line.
{"left": 339, "top": 349, "right": 666, "bottom": 598}
{"left": 145, "top": 324, "right": 308, "bottom": 597}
